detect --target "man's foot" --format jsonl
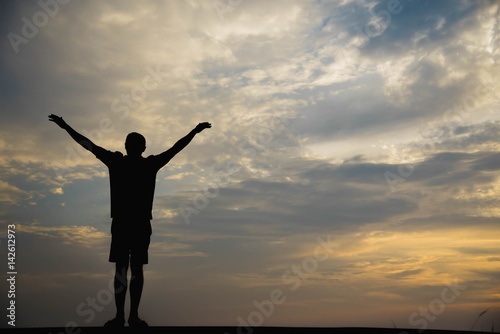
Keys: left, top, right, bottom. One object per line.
{"left": 128, "top": 317, "right": 148, "bottom": 328}
{"left": 104, "top": 316, "right": 125, "bottom": 327}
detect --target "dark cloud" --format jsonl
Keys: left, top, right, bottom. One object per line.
{"left": 405, "top": 151, "right": 499, "bottom": 186}
{"left": 386, "top": 268, "right": 425, "bottom": 279}
{"left": 161, "top": 156, "right": 420, "bottom": 237}
{"left": 472, "top": 152, "right": 500, "bottom": 171}
{"left": 455, "top": 247, "right": 500, "bottom": 256}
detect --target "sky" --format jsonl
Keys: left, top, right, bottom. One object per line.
{"left": 0, "top": 0, "right": 499, "bottom": 331}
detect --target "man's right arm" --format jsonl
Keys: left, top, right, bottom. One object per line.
{"left": 49, "top": 114, "right": 99, "bottom": 152}
{"left": 48, "top": 114, "right": 110, "bottom": 161}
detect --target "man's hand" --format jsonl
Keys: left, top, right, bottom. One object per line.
{"left": 48, "top": 114, "right": 68, "bottom": 129}
{"left": 194, "top": 122, "right": 212, "bottom": 133}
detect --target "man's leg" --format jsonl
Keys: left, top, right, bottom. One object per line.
{"left": 105, "top": 260, "right": 128, "bottom": 327}
{"left": 114, "top": 260, "right": 129, "bottom": 321}
{"left": 129, "top": 262, "right": 144, "bottom": 321}
{"left": 128, "top": 221, "right": 150, "bottom": 327}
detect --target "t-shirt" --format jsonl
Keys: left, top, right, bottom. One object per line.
{"left": 93, "top": 147, "right": 173, "bottom": 220}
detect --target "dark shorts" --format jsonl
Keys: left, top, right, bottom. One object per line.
{"left": 109, "top": 218, "right": 152, "bottom": 265}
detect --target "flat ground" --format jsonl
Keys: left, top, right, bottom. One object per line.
{"left": 3, "top": 327, "right": 493, "bottom": 334}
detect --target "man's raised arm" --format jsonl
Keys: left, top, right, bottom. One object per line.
{"left": 48, "top": 114, "right": 101, "bottom": 154}
{"left": 157, "top": 122, "right": 211, "bottom": 167}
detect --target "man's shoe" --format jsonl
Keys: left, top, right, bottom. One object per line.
{"left": 104, "top": 317, "right": 125, "bottom": 327}
{"left": 128, "top": 317, "right": 148, "bottom": 328}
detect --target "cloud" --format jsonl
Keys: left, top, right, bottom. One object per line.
{"left": 50, "top": 187, "right": 64, "bottom": 195}
{"left": 408, "top": 121, "right": 500, "bottom": 158}
{"left": 17, "top": 222, "right": 108, "bottom": 248}
{"left": 0, "top": 179, "right": 32, "bottom": 204}
{"left": 149, "top": 240, "right": 207, "bottom": 258}
{"left": 386, "top": 268, "right": 425, "bottom": 279}
{"left": 292, "top": 0, "right": 499, "bottom": 152}
{"left": 364, "top": 291, "right": 406, "bottom": 300}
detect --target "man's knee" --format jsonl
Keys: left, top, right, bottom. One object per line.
{"left": 115, "top": 261, "right": 129, "bottom": 284}
{"left": 130, "top": 263, "right": 143, "bottom": 277}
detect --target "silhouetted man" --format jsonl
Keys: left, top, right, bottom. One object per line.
{"left": 49, "top": 114, "right": 211, "bottom": 327}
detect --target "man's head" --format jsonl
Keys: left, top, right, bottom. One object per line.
{"left": 125, "top": 132, "right": 146, "bottom": 157}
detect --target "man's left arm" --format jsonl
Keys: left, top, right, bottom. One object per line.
{"left": 155, "top": 122, "right": 211, "bottom": 168}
